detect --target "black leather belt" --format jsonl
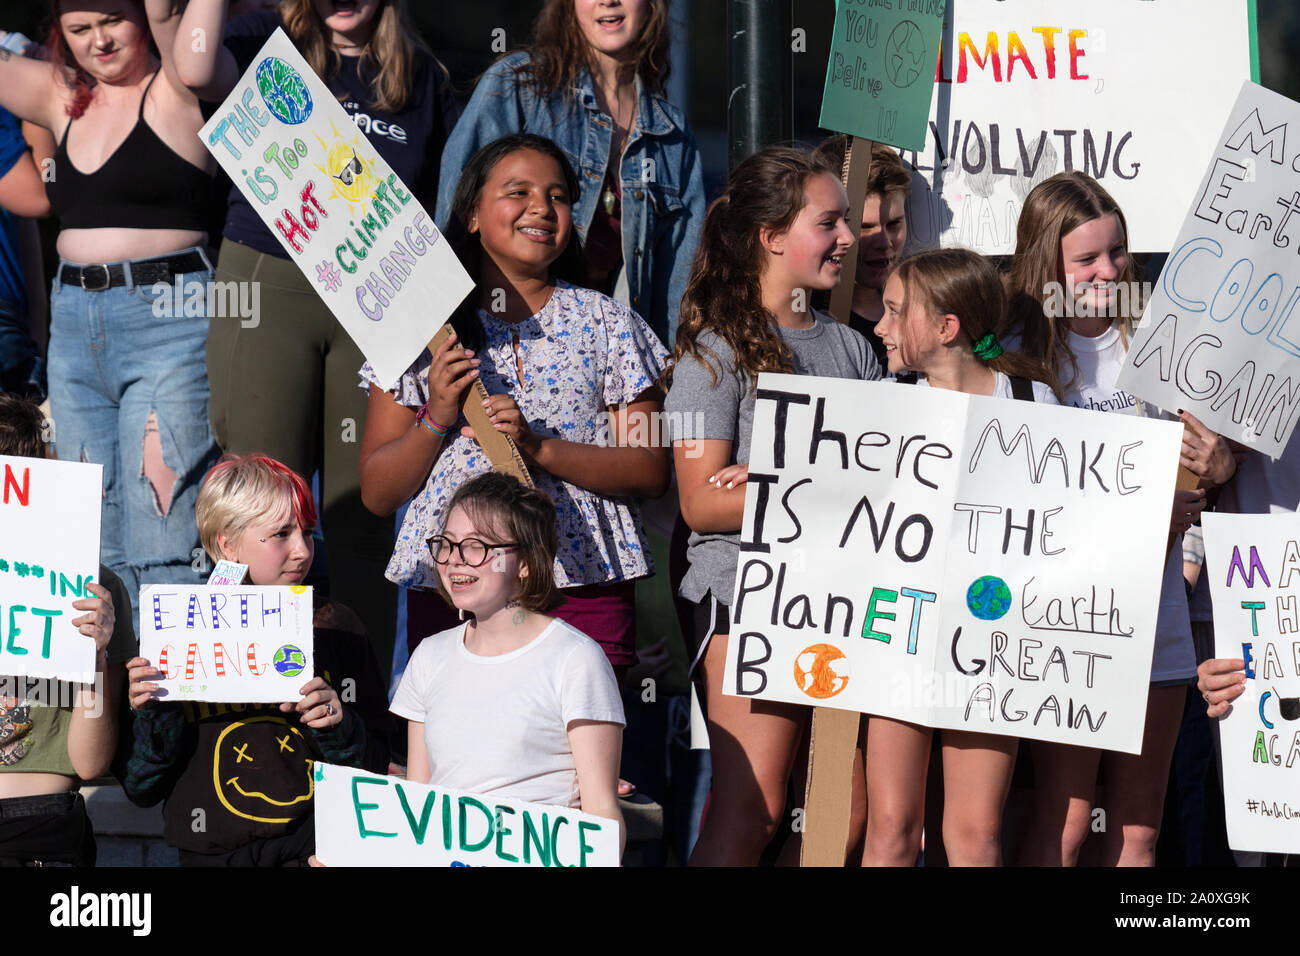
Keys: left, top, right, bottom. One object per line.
{"left": 59, "top": 251, "right": 208, "bottom": 292}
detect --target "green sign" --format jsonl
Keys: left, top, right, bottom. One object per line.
{"left": 819, "top": 0, "right": 946, "bottom": 151}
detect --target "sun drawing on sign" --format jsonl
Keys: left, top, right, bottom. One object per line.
{"left": 794, "top": 643, "right": 850, "bottom": 699}
{"left": 314, "top": 120, "right": 381, "bottom": 215}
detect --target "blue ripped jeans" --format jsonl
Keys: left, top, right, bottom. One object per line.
{"left": 47, "top": 249, "right": 221, "bottom": 623}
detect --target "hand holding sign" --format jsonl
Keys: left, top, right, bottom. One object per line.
{"left": 425, "top": 327, "right": 481, "bottom": 428}
{"left": 1198, "top": 657, "right": 1248, "bottom": 718}
{"left": 69, "top": 582, "right": 115, "bottom": 662}
{"left": 1178, "top": 411, "right": 1236, "bottom": 486}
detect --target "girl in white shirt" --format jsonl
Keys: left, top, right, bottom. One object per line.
{"left": 389, "top": 473, "right": 625, "bottom": 851}
{"left": 1005, "top": 172, "right": 1236, "bottom": 866}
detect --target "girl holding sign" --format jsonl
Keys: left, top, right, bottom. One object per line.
{"left": 663, "top": 146, "right": 882, "bottom": 866}
{"left": 171, "top": 0, "right": 462, "bottom": 683}
{"left": 435, "top": 0, "right": 705, "bottom": 348}
{"left": 1005, "top": 172, "right": 1235, "bottom": 866}
{"left": 359, "top": 134, "right": 669, "bottom": 680}
{"left": 124, "top": 454, "right": 390, "bottom": 866}
{"left": 862, "top": 248, "right": 1058, "bottom": 867}
{"left": 390, "top": 472, "right": 625, "bottom": 850}
{"left": 0, "top": 0, "right": 219, "bottom": 621}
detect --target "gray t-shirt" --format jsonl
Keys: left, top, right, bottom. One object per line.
{"left": 664, "top": 312, "right": 881, "bottom": 606}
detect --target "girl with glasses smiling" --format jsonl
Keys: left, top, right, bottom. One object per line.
{"left": 390, "top": 473, "right": 626, "bottom": 850}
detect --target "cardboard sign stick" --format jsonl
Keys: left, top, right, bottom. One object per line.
{"left": 427, "top": 325, "right": 533, "bottom": 486}
{"left": 800, "top": 137, "right": 873, "bottom": 867}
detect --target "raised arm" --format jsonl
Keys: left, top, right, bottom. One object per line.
{"left": 171, "top": 0, "right": 241, "bottom": 102}
{"left": 0, "top": 42, "right": 60, "bottom": 130}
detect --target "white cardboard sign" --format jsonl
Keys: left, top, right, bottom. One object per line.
{"left": 198, "top": 29, "right": 474, "bottom": 388}
{"left": 0, "top": 455, "right": 102, "bottom": 682}
{"left": 138, "top": 585, "right": 314, "bottom": 703}
{"left": 723, "top": 375, "right": 1183, "bottom": 754}
{"left": 902, "top": 0, "right": 1253, "bottom": 255}
{"left": 1117, "top": 82, "right": 1300, "bottom": 459}
{"left": 1203, "top": 512, "right": 1300, "bottom": 855}
{"left": 313, "top": 762, "right": 621, "bottom": 867}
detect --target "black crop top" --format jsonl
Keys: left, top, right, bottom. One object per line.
{"left": 47, "top": 72, "right": 214, "bottom": 231}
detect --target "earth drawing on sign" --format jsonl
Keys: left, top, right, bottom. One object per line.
{"left": 885, "top": 20, "right": 927, "bottom": 88}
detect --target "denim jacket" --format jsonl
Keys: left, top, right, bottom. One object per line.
{"left": 436, "top": 52, "right": 705, "bottom": 347}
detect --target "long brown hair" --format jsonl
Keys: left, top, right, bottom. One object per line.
{"left": 522, "top": 0, "right": 671, "bottom": 98}
{"left": 279, "top": 0, "right": 431, "bottom": 113}
{"left": 894, "top": 248, "right": 1056, "bottom": 387}
{"left": 667, "top": 147, "right": 830, "bottom": 388}
{"left": 1006, "top": 171, "right": 1143, "bottom": 398}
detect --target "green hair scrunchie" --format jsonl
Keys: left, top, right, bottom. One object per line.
{"left": 972, "top": 332, "right": 1003, "bottom": 362}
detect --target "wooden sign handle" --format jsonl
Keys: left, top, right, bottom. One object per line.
{"left": 427, "top": 325, "right": 534, "bottom": 487}
{"left": 800, "top": 136, "right": 875, "bottom": 868}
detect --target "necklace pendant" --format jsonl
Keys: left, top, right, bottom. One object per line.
{"left": 602, "top": 186, "right": 616, "bottom": 216}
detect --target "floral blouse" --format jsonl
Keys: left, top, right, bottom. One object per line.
{"left": 359, "top": 281, "right": 669, "bottom": 590}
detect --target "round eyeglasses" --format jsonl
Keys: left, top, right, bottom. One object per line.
{"left": 427, "top": 535, "right": 519, "bottom": 567}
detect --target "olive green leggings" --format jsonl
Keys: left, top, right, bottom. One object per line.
{"left": 207, "top": 240, "right": 396, "bottom": 684}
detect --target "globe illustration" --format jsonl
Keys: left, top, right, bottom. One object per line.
{"left": 256, "top": 57, "right": 313, "bottom": 125}
{"left": 885, "top": 20, "right": 927, "bottom": 89}
{"left": 273, "top": 644, "right": 307, "bottom": 677}
{"left": 966, "top": 575, "right": 1012, "bottom": 621}
{"left": 793, "top": 643, "right": 850, "bottom": 699}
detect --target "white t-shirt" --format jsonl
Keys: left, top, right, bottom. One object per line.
{"left": 1057, "top": 322, "right": 1195, "bottom": 683}
{"left": 390, "top": 619, "right": 626, "bottom": 808}
{"left": 913, "top": 369, "right": 1060, "bottom": 404}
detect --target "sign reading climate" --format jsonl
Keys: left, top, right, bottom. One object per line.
{"left": 199, "top": 29, "right": 473, "bottom": 389}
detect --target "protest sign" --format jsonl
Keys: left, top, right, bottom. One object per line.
{"left": 898, "top": 0, "right": 1254, "bottom": 254}
{"left": 138, "top": 585, "right": 314, "bottom": 703}
{"left": 0, "top": 455, "right": 102, "bottom": 682}
{"left": 207, "top": 560, "right": 248, "bottom": 586}
{"left": 313, "top": 762, "right": 621, "bottom": 867}
{"left": 198, "top": 30, "right": 473, "bottom": 388}
{"left": 722, "top": 375, "right": 1183, "bottom": 753}
{"left": 1203, "top": 512, "right": 1300, "bottom": 855}
{"left": 820, "top": 0, "right": 945, "bottom": 152}
{"left": 1117, "top": 82, "right": 1300, "bottom": 459}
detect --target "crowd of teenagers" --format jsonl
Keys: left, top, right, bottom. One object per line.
{"left": 0, "top": 0, "right": 1290, "bottom": 868}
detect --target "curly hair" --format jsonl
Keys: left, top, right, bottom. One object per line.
{"left": 667, "top": 147, "right": 834, "bottom": 388}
